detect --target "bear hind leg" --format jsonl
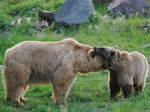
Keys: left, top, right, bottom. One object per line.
{"left": 122, "top": 84, "right": 133, "bottom": 98}
{"left": 3, "top": 62, "right": 29, "bottom": 106}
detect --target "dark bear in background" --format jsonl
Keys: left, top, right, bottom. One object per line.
{"left": 94, "top": 46, "right": 149, "bottom": 98}
{"left": 107, "top": 0, "right": 150, "bottom": 18}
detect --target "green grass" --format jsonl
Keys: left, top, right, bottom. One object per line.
{"left": 1, "top": 71, "right": 150, "bottom": 112}
{"left": 0, "top": 0, "right": 150, "bottom": 111}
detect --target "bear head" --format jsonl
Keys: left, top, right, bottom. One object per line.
{"left": 93, "top": 46, "right": 120, "bottom": 71}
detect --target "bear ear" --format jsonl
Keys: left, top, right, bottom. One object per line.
{"left": 111, "top": 50, "right": 117, "bottom": 56}
{"left": 88, "top": 49, "right": 95, "bottom": 58}
{"left": 93, "top": 46, "right": 98, "bottom": 53}
{"left": 93, "top": 46, "right": 101, "bottom": 54}
{"left": 112, "top": 46, "right": 118, "bottom": 49}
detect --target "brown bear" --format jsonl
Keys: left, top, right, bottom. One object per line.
{"left": 3, "top": 38, "right": 103, "bottom": 106}
{"left": 94, "top": 46, "right": 149, "bottom": 98}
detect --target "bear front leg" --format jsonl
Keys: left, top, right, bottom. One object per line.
{"left": 20, "top": 85, "right": 29, "bottom": 103}
{"left": 122, "top": 85, "right": 133, "bottom": 98}
{"left": 109, "top": 81, "right": 120, "bottom": 99}
{"left": 52, "top": 78, "right": 75, "bottom": 105}
{"left": 109, "top": 82, "right": 120, "bottom": 99}
{"left": 6, "top": 86, "right": 25, "bottom": 107}
{"left": 134, "top": 82, "right": 145, "bottom": 95}
{"left": 109, "top": 72, "right": 120, "bottom": 99}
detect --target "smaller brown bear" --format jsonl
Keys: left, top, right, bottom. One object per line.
{"left": 94, "top": 46, "right": 149, "bottom": 98}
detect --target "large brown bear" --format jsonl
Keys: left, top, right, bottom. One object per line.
{"left": 94, "top": 46, "right": 149, "bottom": 98}
{"left": 3, "top": 38, "right": 103, "bottom": 106}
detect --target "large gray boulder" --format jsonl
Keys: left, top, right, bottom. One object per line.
{"left": 107, "top": 0, "right": 150, "bottom": 18}
{"left": 55, "top": 0, "right": 96, "bottom": 28}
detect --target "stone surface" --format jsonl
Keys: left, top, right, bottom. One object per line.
{"left": 55, "top": 0, "right": 96, "bottom": 26}
{"left": 141, "top": 43, "right": 150, "bottom": 48}
{"left": 107, "top": 0, "right": 150, "bottom": 18}
{"left": 93, "top": 0, "right": 113, "bottom": 4}
{"left": 138, "top": 24, "right": 150, "bottom": 31}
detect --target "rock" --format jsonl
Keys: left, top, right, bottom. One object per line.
{"left": 31, "top": 20, "right": 49, "bottom": 31}
{"left": 55, "top": 0, "right": 96, "bottom": 29}
{"left": 36, "top": 32, "right": 46, "bottom": 38}
{"left": 107, "top": 0, "right": 150, "bottom": 18}
{"left": 141, "top": 43, "right": 150, "bottom": 48}
{"left": 38, "top": 10, "right": 56, "bottom": 26}
{"left": 138, "top": 24, "right": 150, "bottom": 31}
{"left": 93, "top": 0, "right": 113, "bottom": 4}
{"left": 9, "top": 11, "right": 19, "bottom": 16}
{"left": 138, "top": 24, "right": 150, "bottom": 28}
{"left": 1, "top": 31, "right": 10, "bottom": 37}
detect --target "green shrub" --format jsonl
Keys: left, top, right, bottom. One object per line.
{"left": 10, "top": 0, "right": 63, "bottom": 16}
{"left": 0, "top": 14, "right": 11, "bottom": 32}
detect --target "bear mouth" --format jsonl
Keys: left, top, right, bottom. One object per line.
{"left": 102, "top": 59, "right": 114, "bottom": 70}
{"left": 102, "top": 61, "right": 109, "bottom": 69}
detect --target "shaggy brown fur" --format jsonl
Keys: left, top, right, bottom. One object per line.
{"left": 3, "top": 38, "right": 103, "bottom": 106}
{"left": 94, "top": 46, "right": 149, "bottom": 98}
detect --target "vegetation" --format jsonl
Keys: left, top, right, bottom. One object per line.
{"left": 0, "top": 0, "right": 150, "bottom": 111}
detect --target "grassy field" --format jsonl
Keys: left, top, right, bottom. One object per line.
{"left": 0, "top": 0, "right": 150, "bottom": 112}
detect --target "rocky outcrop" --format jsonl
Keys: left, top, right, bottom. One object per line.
{"left": 107, "top": 0, "right": 150, "bottom": 18}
